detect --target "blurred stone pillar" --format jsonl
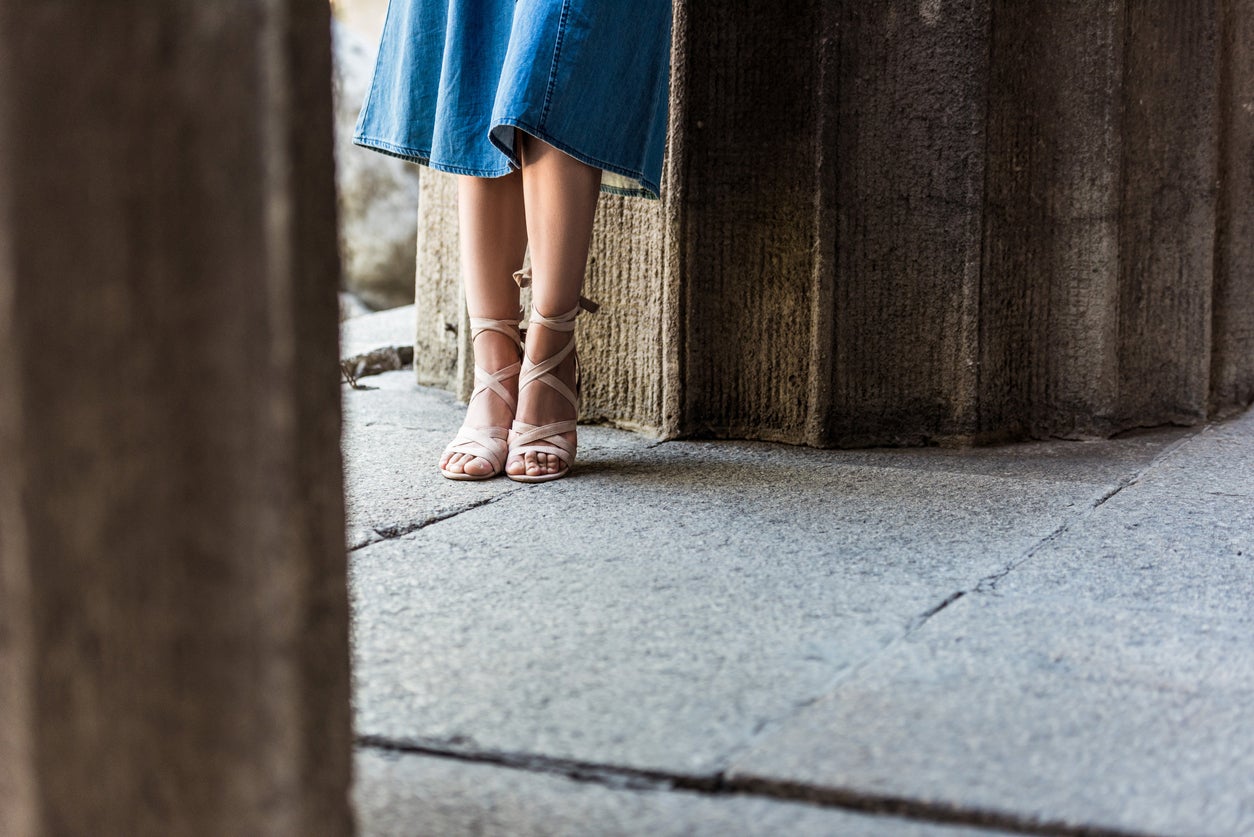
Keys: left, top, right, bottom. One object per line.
{"left": 0, "top": 2, "right": 353, "bottom": 836}
{"left": 412, "top": 0, "right": 1254, "bottom": 446}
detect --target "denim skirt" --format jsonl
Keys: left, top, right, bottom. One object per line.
{"left": 353, "top": 0, "right": 672, "bottom": 199}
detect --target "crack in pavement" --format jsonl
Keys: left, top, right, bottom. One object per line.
{"left": 903, "top": 589, "right": 967, "bottom": 634}
{"left": 356, "top": 734, "right": 1158, "bottom": 837}
{"left": 713, "top": 424, "right": 1213, "bottom": 781}
{"left": 357, "top": 420, "right": 448, "bottom": 432}
{"left": 973, "top": 424, "right": 1205, "bottom": 595}
{"left": 349, "top": 491, "right": 521, "bottom": 552}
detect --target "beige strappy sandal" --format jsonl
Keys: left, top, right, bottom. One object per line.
{"left": 439, "top": 315, "right": 522, "bottom": 481}
{"left": 507, "top": 270, "right": 597, "bottom": 483}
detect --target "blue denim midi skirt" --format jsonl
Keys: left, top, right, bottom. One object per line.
{"left": 353, "top": 0, "right": 672, "bottom": 199}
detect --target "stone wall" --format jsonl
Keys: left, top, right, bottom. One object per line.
{"left": 413, "top": 0, "right": 1254, "bottom": 447}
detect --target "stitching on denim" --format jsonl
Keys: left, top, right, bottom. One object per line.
{"left": 353, "top": 137, "right": 513, "bottom": 178}
{"left": 353, "top": 137, "right": 429, "bottom": 165}
{"left": 538, "top": 0, "right": 572, "bottom": 129}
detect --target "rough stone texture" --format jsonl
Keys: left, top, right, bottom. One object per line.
{"left": 1212, "top": 0, "right": 1254, "bottom": 415}
{"left": 820, "top": 1, "right": 989, "bottom": 447}
{"left": 726, "top": 408, "right": 1254, "bottom": 837}
{"left": 729, "top": 594, "right": 1254, "bottom": 837}
{"left": 354, "top": 749, "right": 1017, "bottom": 837}
{"left": 340, "top": 372, "right": 522, "bottom": 550}
{"left": 413, "top": 170, "right": 465, "bottom": 390}
{"left": 0, "top": 4, "right": 353, "bottom": 836}
{"left": 579, "top": 194, "right": 677, "bottom": 435}
{"left": 1000, "top": 407, "right": 1254, "bottom": 611}
{"left": 409, "top": 0, "right": 1254, "bottom": 446}
{"left": 1117, "top": 1, "right": 1220, "bottom": 428}
{"left": 678, "top": 1, "right": 826, "bottom": 443}
{"left": 333, "top": 20, "right": 421, "bottom": 311}
{"left": 980, "top": 1, "right": 1125, "bottom": 439}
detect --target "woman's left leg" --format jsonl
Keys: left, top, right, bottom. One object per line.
{"left": 507, "top": 134, "right": 602, "bottom": 479}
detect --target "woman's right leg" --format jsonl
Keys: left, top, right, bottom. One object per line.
{"left": 439, "top": 171, "right": 528, "bottom": 477}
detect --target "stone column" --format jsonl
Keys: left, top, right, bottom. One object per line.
{"left": 1212, "top": 0, "right": 1254, "bottom": 414}
{"left": 0, "top": 3, "right": 353, "bottom": 836}
{"left": 411, "top": 0, "right": 1254, "bottom": 447}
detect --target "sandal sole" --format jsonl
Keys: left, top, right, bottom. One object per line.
{"left": 505, "top": 468, "right": 571, "bottom": 483}
{"left": 440, "top": 468, "right": 502, "bottom": 481}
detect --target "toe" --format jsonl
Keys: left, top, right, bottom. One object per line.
{"left": 464, "top": 456, "right": 492, "bottom": 477}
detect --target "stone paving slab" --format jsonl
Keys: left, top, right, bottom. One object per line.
{"left": 726, "top": 409, "right": 1254, "bottom": 836}
{"left": 354, "top": 749, "right": 1018, "bottom": 837}
{"left": 341, "top": 372, "right": 656, "bottom": 549}
{"left": 997, "top": 411, "right": 1254, "bottom": 612}
{"left": 341, "top": 373, "right": 1189, "bottom": 551}
{"left": 348, "top": 437, "right": 1143, "bottom": 777}
{"left": 726, "top": 594, "right": 1254, "bottom": 837}
{"left": 341, "top": 374, "right": 1250, "bottom": 835}
{"left": 341, "top": 378, "right": 1183, "bottom": 552}
{"left": 340, "top": 380, "right": 513, "bottom": 550}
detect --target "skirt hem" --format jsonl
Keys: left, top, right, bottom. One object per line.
{"left": 352, "top": 131, "right": 659, "bottom": 200}
{"left": 489, "top": 117, "right": 659, "bottom": 199}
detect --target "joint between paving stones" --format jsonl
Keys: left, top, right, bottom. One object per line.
{"left": 712, "top": 422, "right": 1218, "bottom": 780}
{"left": 974, "top": 423, "right": 1208, "bottom": 595}
{"left": 356, "top": 735, "right": 1160, "bottom": 837}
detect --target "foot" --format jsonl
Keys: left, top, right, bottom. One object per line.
{"left": 439, "top": 322, "right": 520, "bottom": 478}
{"left": 506, "top": 317, "right": 578, "bottom": 480}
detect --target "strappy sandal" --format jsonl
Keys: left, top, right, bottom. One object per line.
{"left": 439, "top": 314, "right": 522, "bottom": 481}
{"left": 506, "top": 289, "right": 596, "bottom": 484}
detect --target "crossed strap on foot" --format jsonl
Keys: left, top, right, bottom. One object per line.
{"left": 508, "top": 269, "right": 597, "bottom": 482}
{"left": 439, "top": 315, "right": 522, "bottom": 479}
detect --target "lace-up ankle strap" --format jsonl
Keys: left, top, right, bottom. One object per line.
{"left": 468, "top": 314, "right": 523, "bottom": 349}
{"left": 512, "top": 267, "right": 599, "bottom": 314}
{"left": 528, "top": 304, "right": 583, "bottom": 333}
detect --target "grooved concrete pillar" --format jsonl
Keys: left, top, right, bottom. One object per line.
{"left": 0, "top": 3, "right": 353, "bottom": 836}
{"left": 412, "top": 0, "right": 1254, "bottom": 447}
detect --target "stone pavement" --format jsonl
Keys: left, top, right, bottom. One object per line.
{"left": 342, "top": 369, "right": 1253, "bottom": 837}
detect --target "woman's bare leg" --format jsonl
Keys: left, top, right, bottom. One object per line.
{"left": 507, "top": 134, "right": 602, "bottom": 478}
{"left": 440, "top": 171, "right": 528, "bottom": 477}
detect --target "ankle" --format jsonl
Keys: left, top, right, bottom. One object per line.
{"left": 473, "top": 332, "right": 521, "bottom": 368}
{"left": 523, "top": 327, "right": 573, "bottom": 362}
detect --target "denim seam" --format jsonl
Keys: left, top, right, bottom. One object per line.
{"left": 353, "top": 136, "right": 513, "bottom": 178}
{"left": 538, "top": 0, "right": 572, "bottom": 130}
{"left": 489, "top": 118, "right": 660, "bottom": 199}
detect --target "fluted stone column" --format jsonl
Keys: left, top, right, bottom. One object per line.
{"left": 412, "top": 0, "right": 1254, "bottom": 447}
{"left": 1213, "top": 0, "right": 1254, "bottom": 414}
{"left": 0, "top": 3, "right": 353, "bottom": 836}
